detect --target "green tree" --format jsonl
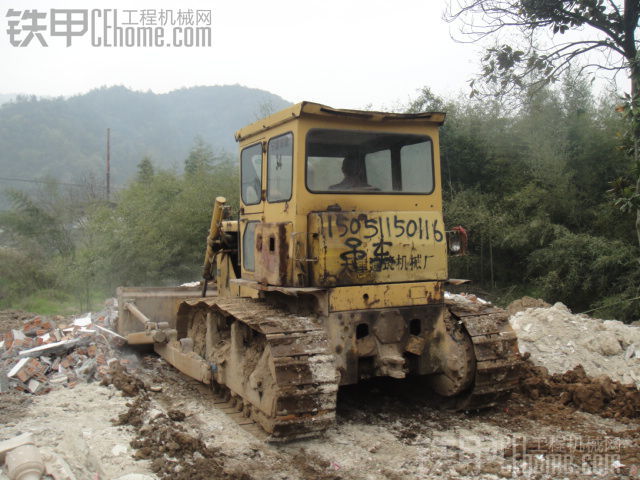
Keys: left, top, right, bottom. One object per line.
{"left": 419, "top": 77, "right": 640, "bottom": 318}
{"left": 527, "top": 232, "right": 635, "bottom": 312}
{"left": 0, "top": 180, "right": 100, "bottom": 309}
{"left": 136, "top": 156, "right": 155, "bottom": 183}
{"left": 447, "top": 0, "right": 638, "bottom": 97}
{"left": 86, "top": 141, "right": 239, "bottom": 289}
{"left": 447, "top": 0, "right": 640, "bottom": 244}
{"left": 0, "top": 184, "right": 77, "bottom": 257}
{"left": 184, "top": 137, "right": 215, "bottom": 176}
{"left": 406, "top": 87, "right": 447, "bottom": 113}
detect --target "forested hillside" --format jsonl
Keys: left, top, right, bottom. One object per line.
{"left": 0, "top": 85, "right": 290, "bottom": 192}
{"left": 1, "top": 79, "right": 638, "bottom": 322}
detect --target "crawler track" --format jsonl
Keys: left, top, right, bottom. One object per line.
{"left": 446, "top": 300, "right": 522, "bottom": 410}
{"left": 178, "top": 297, "right": 339, "bottom": 442}
{"left": 170, "top": 296, "right": 520, "bottom": 441}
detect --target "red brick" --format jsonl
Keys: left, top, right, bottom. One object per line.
{"left": 40, "top": 320, "right": 54, "bottom": 331}
{"left": 15, "top": 358, "right": 45, "bottom": 383}
{"left": 22, "top": 317, "right": 42, "bottom": 334}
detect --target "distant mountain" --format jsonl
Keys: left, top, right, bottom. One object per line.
{"left": 0, "top": 85, "right": 291, "bottom": 195}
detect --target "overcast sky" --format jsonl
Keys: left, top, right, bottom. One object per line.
{"left": 0, "top": 0, "right": 489, "bottom": 109}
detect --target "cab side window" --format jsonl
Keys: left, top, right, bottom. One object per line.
{"left": 267, "top": 133, "right": 293, "bottom": 202}
{"left": 241, "top": 143, "right": 262, "bottom": 205}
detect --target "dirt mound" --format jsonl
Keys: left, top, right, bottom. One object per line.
{"left": 101, "top": 359, "right": 146, "bottom": 397}
{"left": 122, "top": 399, "right": 250, "bottom": 480}
{"left": 114, "top": 394, "right": 150, "bottom": 427}
{"left": 519, "top": 360, "right": 640, "bottom": 418}
{"left": 506, "top": 296, "right": 550, "bottom": 316}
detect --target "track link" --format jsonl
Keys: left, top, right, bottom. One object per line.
{"left": 178, "top": 297, "right": 338, "bottom": 442}
{"left": 446, "top": 299, "right": 522, "bottom": 409}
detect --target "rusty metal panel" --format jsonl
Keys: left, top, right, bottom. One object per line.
{"left": 328, "top": 281, "right": 443, "bottom": 312}
{"left": 308, "top": 211, "right": 448, "bottom": 287}
{"left": 254, "top": 222, "right": 292, "bottom": 286}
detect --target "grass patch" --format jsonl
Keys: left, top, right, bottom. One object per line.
{"left": 0, "top": 288, "right": 109, "bottom": 315}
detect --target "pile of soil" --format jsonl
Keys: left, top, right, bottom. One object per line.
{"left": 101, "top": 359, "right": 146, "bottom": 397}
{"left": 519, "top": 360, "right": 640, "bottom": 418}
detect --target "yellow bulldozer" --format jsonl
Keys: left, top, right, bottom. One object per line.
{"left": 116, "top": 102, "right": 521, "bottom": 441}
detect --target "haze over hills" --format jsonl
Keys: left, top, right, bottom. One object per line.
{"left": 0, "top": 94, "right": 18, "bottom": 105}
{"left": 0, "top": 85, "right": 291, "bottom": 200}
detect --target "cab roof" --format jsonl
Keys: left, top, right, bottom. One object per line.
{"left": 234, "top": 101, "right": 446, "bottom": 143}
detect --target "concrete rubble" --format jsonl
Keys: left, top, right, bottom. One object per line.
{"left": 0, "top": 432, "right": 80, "bottom": 480}
{"left": 444, "top": 291, "right": 490, "bottom": 306}
{"left": 510, "top": 301, "right": 640, "bottom": 388}
{"left": 0, "top": 300, "right": 121, "bottom": 397}
{"left": 0, "top": 433, "right": 44, "bottom": 480}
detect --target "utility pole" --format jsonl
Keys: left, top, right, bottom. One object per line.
{"left": 106, "top": 128, "right": 111, "bottom": 201}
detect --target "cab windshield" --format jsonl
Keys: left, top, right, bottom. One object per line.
{"left": 305, "top": 129, "right": 434, "bottom": 194}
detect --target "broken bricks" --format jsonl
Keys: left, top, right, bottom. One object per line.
{"left": 22, "top": 316, "right": 57, "bottom": 337}
{"left": 2, "top": 304, "right": 122, "bottom": 398}
{"left": 3, "top": 330, "right": 34, "bottom": 351}
{"left": 7, "top": 357, "right": 46, "bottom": 383}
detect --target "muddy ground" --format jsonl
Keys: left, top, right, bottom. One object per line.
{"left": 2, "top": 343, "right": 640, "bottom": 480}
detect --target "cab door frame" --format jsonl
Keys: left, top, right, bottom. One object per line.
{"left": 239, "top": 138, "right": 265, "bottom": 280}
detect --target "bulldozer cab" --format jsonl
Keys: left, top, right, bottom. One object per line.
{"left": 235, "top": 102, "right": 448, "bottom": 290}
